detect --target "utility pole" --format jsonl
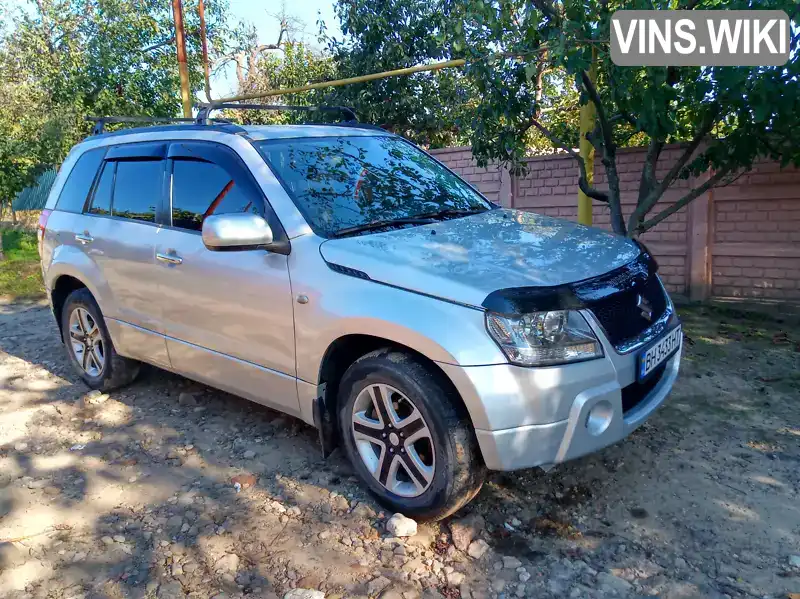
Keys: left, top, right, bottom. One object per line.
{"left": 171, "top": 0, "right": 192, "bottom": 118}
{"left": 577, "top": 49, "right": 597, "bottom": 226}
{"left": 198, "top": 0, "right": 212, "bottom": 102}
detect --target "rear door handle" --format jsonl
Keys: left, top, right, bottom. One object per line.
{"left": 75, "top": 233, "right": 93, "bottom": 245}
{"left": 156, "top": 252, "right": 183, "bottom": 265}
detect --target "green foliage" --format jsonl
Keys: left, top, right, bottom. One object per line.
{"left": 0, "top": 229, "right": 44, "bottom": 299}
{"left": 321, "top": 0, "right": 475, "bottom": 147}
{"left": 223, "top": 41, "right": 338, "bottom": 125}
{"left": 334, "top": 0, "right": 800, "bottom": 236}
{"left": 0, "top": 0, "right": 228, "bottom": 210}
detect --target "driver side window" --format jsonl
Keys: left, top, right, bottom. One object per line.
{"left": 170, "top": 159, "right": 260, "bottom": 231}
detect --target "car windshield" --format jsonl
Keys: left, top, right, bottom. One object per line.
{"left": 256, "top": 135, "right": 492, "bottom": 237}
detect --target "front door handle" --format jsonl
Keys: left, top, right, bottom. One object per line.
{"left": 156, "top": 252, "right": 183, "bottom": 265}
{"left": 75, "top": 233, "right": 93, "bottom": 245}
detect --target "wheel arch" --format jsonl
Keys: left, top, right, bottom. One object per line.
{"left": 50, "top": 274, "right": 90, "bottom": 338}
{"left": 316, "top": 334, "right": 471, "bottom": 435}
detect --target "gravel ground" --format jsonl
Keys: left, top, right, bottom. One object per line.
{"left": 0, "top": 300, "right": 798, "bottom": 599}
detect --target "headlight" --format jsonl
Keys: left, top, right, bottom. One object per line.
{"left": 486, "top": 310, "right": 603, "bottom": 366}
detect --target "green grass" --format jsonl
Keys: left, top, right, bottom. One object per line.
{"left": 0, "top": 229, "right": 45, "bottom": 299}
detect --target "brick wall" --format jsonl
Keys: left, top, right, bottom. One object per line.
{"left": 431, "top": 145, "right": 800, "bottom": 302}
{"left": 428, "top": 147, "right": 505, "bottom": 205}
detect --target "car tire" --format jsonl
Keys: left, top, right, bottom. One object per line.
{"left": 61, "top": 288, "right": 140, "bottom": 391}
{"left": 337, "top": 348, "right": 486, "bottom": 521}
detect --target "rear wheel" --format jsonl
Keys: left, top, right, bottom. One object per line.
{"left": 338, "top": 349, "right": 485, "bottom": 521}
{"left": 61, "top": 288, "right": 140, "bottom": 391}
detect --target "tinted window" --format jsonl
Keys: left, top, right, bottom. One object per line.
{"left": 257, "top": 136, "right": 490, "bottom": 237}
{"left": 55, "top": 148, "right": 105, "bottom": 213}
{"left": 112, "top": 160, "right": 162, "bottom": 222}
{"left": 171, "top": 159, "right": 260, "bottom": 231}
{"left": 88, "top": 162, "right": 114, "bottom": 216}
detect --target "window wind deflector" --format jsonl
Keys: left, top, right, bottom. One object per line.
{"left": 105, "top": 142, "right": 168, "bottom": 161}
{"left": 331, "top": 217, "right": 436, "bottom": 238}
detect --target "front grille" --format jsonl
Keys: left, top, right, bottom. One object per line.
{"left": 621, "top": 363, "right": 666, "bottom": 413}
{"left": 586, "top": 275, "right": 667, "bottom": 347}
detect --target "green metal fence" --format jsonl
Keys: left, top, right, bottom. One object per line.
{"left": 12, "top": 169, "right": 57, "bottom": 211}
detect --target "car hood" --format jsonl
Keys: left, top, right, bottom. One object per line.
{"left": 319, "top": 209, "right": 641, "bottom": 308}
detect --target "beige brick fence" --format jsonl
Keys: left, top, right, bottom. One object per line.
{"left": 430, "top": 146, "right": 800, "bottom": 303}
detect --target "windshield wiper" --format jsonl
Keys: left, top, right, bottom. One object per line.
{"left": 332, "top": 217, "right": 436, "bottom": 238}
{"left": 411, "top": 207, "right": 489, "bottom": 220}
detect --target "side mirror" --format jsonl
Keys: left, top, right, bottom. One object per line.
{"left": 202, "top": 213, "right": 273, "bottom": 251}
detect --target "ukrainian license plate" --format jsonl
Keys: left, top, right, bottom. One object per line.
{"left": 638, "top": 326, "right": 681, "bottom": 380}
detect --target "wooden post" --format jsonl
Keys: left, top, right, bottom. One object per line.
{"left": 171, "top": 0, "right": 193, "bottom": 118}
{"left": 198, "top": 0, "right": 212, "bottom": 102}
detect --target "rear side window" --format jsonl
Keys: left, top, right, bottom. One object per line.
{"left": 88, "top": 162, "right": 114, "bottom": 216}
{"left": 112, "top": 161, "right": 163, "bottom": 222}
{"left": 171, "top": 159, "right": 260, "bottom": 231}
{"left": 55, "top": 148, "right": 105, "bottom": 213}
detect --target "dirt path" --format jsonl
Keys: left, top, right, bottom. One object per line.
{"left": 0, "top": 300, "right": 798, "bottom": 599}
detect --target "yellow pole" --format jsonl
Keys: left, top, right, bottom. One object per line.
{"left": 212, "top": 58, "right": 468, "bottom": 105}
{"left": 171, "top": 0, "right": 193, "bottom": 118}
{"left": 577, "top": 50, "right": 597, "bottom": 226}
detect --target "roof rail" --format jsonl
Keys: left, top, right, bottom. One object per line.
{"left": 85, "top": 115, "right": 206, "bottom": 136}
{"left": 195, "top": 103, "right": 358, "bottom": 125}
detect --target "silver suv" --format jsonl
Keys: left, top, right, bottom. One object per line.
{"left": 39, "top": 120, "right": 681, "bottom": 520}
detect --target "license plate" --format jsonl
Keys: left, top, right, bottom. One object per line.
{"left": 638, "top": 326, "right": 681, "bottom": 380}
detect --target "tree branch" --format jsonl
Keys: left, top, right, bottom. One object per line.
{"left": 579, "top": 69, "right": 625, "bottom": 234}
{"left": 524, "top": 117, "right": 609, "bottom": 203}
{"left": 635, "top": 168, "right": 733, "bottom": 234}
{"left": 627, "top": 111, "right": 719, "bottom": 232}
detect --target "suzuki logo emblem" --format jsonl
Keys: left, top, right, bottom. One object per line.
{"left": 637, "top": 294, "right": 653, "bottom": 321}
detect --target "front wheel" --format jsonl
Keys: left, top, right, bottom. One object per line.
{"left": 337, "top": 349, "right": 486, "bottom": 521}
{"left": 61, "top": 288, "right": 140, "bottom": 391}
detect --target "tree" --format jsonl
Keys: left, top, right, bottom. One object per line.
{"left": 322, "top": 0, "right": 475, "bottom": 147}
{"left": 334, "top": 0, "right": 800, "bottom": 237}
{"left": 0, "top": 0, "right": 227, "bottom": 211}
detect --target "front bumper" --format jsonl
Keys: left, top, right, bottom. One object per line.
{"left": 438, "top": 309, "right": 682, "bottom": 471}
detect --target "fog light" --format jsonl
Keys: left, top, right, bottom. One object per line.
{"left": 586, "top": 400, "right": 613, "bottom": 436}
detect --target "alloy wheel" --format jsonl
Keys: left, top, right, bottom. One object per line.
{"left": 68, "top": 307, "right": 105, "bottom": 377}
{"left": 351, "top": 383, "right": 435, "bottom": 497}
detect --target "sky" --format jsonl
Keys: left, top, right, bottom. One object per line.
{"left": 214, "top": 0, "right": 340, "bottom": 96}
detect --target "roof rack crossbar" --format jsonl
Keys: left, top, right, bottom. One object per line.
{"left": 86, "top": 115, "right": 199, "bottom": 135}
{"left": 196, "top": 103, "right": 358, "bottom": 125}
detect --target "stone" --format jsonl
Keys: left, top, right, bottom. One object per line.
{"left": 331, "top": 495, "right": 350, "bottom": 512}
{"left": 467, "top": 539, "right": 490, "bottom": 560}
{"left": 101, "top": 536, "right": 114, "bottom": 545}
{"left": 13, "top": 442, "right": 28, "bottom": 452}
{"left": 352, "top": 502, "right": 377, "bottom": 519}
{"left": 0, "top": 542, "right": 26, "bottom": 568}
{"left": 491, "top": 579, "right": 506, "bottom": 593}
{"left": 789, "top": 555, "right": 800, "bottom": 568}
{"left": 367, "top": 576, "right": 392, "bottom": 596}
{"left": 231, "top": 474, "right": 257, "bottom": 489}
{"left": 112, "top": 534, "right": 125, "bottom": 543}
{"left": 449, "top": 514, "right": 485, "bottom": 552}
{"left": 166, "top": 515, "right": 183, "bottom": 530}
{"left": 157, "top": 580, "right": 185, "bottom": 599}
{"left": 146, "top": 581, "right": 159, "bottom": 594}
{"left": 503, "top": 556, "right": 523, "bottom": 570}
{"left": 386, "top": 513, "right": 417, "bottom": 537}
{"left": 380, "top": 591, "right": 404, "bottom": 599}
{"left": 446, "top": 571, "right": 466, "bottom": 586}
{"left": 81, "top": 390, "right": 109, "bottom": 408}
{"left": 596, "top": 572, "right": 633, "bottom": 595}
{"left": 214, "top": 553, "right": 240, "bottom": 573}
{"left": 177, "top": 392, "right": 196, "bottom": 406}
{"left": 519, "top": 571, "right": 531, "bottom": 582}
{"left": 243, "top": 450, "right": 256, "bottom": 459}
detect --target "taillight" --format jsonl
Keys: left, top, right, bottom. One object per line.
{"left": 37, "top": 209, "right": 52, "bottom": 256}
